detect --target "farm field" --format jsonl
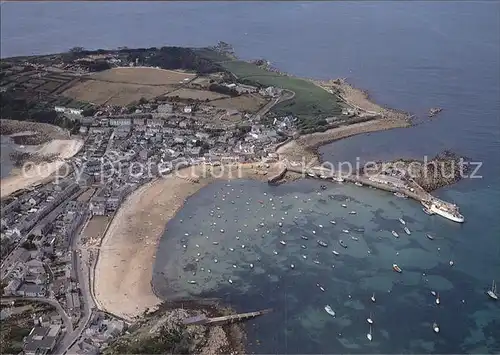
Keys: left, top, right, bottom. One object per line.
{"left": 61, "top": 80, "right": 173, "bottom": 106}
{"left": 165, "top": 88, "right": 229, "bottom": 101}
{"left": 209, "top": 93, "right": 267, "bottom": 112}
{"left": 88, "top": 67, "right": 196, "bottom": 85}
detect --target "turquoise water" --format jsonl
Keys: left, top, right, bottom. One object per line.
{"left": 2, "top": 1, "right": 499, "bottom": 353}
{"left": 152, "top": 179, "right": 499, "bottom": 353}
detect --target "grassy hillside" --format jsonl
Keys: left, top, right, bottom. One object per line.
{"left": 218, "top": 60, "right": 343, "bottom": 131}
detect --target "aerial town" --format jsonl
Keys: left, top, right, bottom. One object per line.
{"left": 0, "top": 46, "right": 309, "bottom": 355}
{"left": 1, "top": 45, "right": 467, "bottom": 354}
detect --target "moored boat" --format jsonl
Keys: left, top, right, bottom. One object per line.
{"left": 349, "top": 211, "right": 357, "bottom": 215}
{"left": 392, "top": 230, "right": 399, "bottom": 238}
{"left": 332, "top": 250, "right": 340, "bottom": 256}
{"left": 301, "top": 235, "right": 309, "bottom": 240}
{"left": 317, "top": 240, "right": 328, "bottom": 247}
{"left": 392, "top": 264, "right": 402, "bottom": 273}
{"left": 426, "top": 233, "right": 435, "bottom": 240}
{"left": 280, "top": 240, "right": 287, "bottom": 246}
{"left": 487, "top": 280, "right": 498, "bottom": 300}
{"left": 339, "top": 239, "right": 348, "bottom": 249}
{"left": 355, "top": 182, "right": 363, "bottom": 187}
{"left": 371, "top": 293, "right": 376, "bottom": 303}
{"left": 404, "top": 227, "right": 411, "bottom": 235}
{"left": 324, "top": 305, "right": 336, "bottom": 317}
{"left": 433, "top": 322, "right": 440, "bottom": 333}
{"left": 399, "top": 218, "right": 406, "bottom": 225}
{"left": 367, "top": 326, "right": 373, "bottom": 341}
{"left": 429, "top": 203, "right": 465, "bottom": 223}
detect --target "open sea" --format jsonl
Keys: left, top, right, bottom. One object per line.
{"left": 2, "top": 1, "right": 499, "bottom": 353}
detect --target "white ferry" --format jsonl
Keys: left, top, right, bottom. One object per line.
{"left": 428, "top": 203, "right": 465, "bottom": 223}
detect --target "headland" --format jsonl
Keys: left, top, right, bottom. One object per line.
{"left": 0, "top": 43, "right": 465, "bottom": 354}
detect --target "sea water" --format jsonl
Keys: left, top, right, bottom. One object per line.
{"left": 152, "top": 179, "right": 499, "bottom": 353}
{"left": 2, "top": 1, "right": 499, "bottom": 353}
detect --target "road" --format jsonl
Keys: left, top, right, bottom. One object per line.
{"left": 1, "top": 296, "right": 73, "bottom": 333}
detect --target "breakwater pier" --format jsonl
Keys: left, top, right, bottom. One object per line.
{"left": 284, "top": 162, "right": 464, "bottom": 222}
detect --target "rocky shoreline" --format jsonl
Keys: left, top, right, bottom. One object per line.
{"left": 360, "top": 150, "right": 470, "bottom": 192}
{"left": 104, "top": 301, "right": 246, "bottom": 355}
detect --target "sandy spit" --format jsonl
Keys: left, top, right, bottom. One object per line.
{"left": 93, "top": 163, "right": 283, "bottom": 321}
{"left": 0, "top": 138, "right": 83, "bottom": 198}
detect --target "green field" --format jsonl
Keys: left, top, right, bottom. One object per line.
{"left": 219, "top": 60, "right": 343, "bottom": 131}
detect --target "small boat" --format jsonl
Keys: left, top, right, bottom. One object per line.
{"left": 392, "top": 264, "right": 402, "bottom": 273}
{"left": 250, "top": 263, "right": 254, "bottom": 268}
{"left": 301, "top": 245, "right": 307, "bottom": 249}
{"left": 423, "top": 207, "right": 434, "bottom": 215}
{"left": 435, "top": 294, "right": 440, "bottom": 305}
{"left": 399, "top": 218, "right": 406, "bottom": 225}
{"left": 404, "top": 227, "right": 411, "bottom": 235}
{"left": 341, "top": 204, "right": 347, "bottom": 208}
{"left": 280, "top": 240, "right": 287, "bottom": 246}
{"left": 313, "top": 260, "right": 320, "bottom": 265}
{"left": 324, "top": 305, "right": 336, "bottom": 317}
{"left": 394, "top": 192, "right": 407, "bottom": 199}
{"left": 349, "top": 211, "right": 357, "bottom": 215}
{"left": 487, "top": 280, "right": 498, "bottom": 300}
{"left": 392, "top": 230, "right": 399, "bottom": 238}
{"left": 355, "top": 182, "right": 363, "bottom": 187}
{"left": 229, "top": 247, "right": 234, "bottom": 252}
{"left": 273, "top": 250, "right": 278, "bottom": 255}
{"left": 317, "top": 283, "right": 325, "bottom": 292}
{"left": 449, "top": 260, "right": 454, "bottom": 266}
{"left": 367, "top": 313, "right": 373, "bottom": 324}
{"left": 367, "top": 326, "right": 373, "bottom": 341}
{"left": 433, "top": 322, "right": 440, "bottom": 333}
{"left": 188, "top": 280, "right": 197, "bottom": 284}
{"left": 317, "top": 240, "right": 328, "bottom": 247}
{"left": 330, "top": 220, "right": 336, "bottom": 225}
{"left": 312, "top": 230, "right": 317, "bottom": 234}
{"left": 426, "top": 233, "right": 435, "bottom": 240}
{"left": 228, "top": 279, "right": 233, "bottom": 284}
{"left": 332, "top": 250, "right": 340, "bottom": 256}
{"left": 431, "top": 290, "right": 437, "bottom": 297}
{"left": 351, "top": 236, "right": 359, "bottom": 241}
{"left": 290, "top": 264, "right": 295, "bottom": 269}
{"left": 342, "top": 229, "right": 349, "bottom": 233}
{"left": 301, "top": 235, "right": 309, "bottom": 240}
{"left": 339, "top": 240, "right": 348, "bottom": 249}
{"left": 302, "top": 255, "right": 307, "bottom": 259}
{"left": 320, "top": 185, "right": 327, "bottom": 190}
{"left": 371, "top": 293, "right": 376, "bottom": 303}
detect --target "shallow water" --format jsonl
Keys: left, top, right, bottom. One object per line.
{"left": 2, "top": 1, "right": 499, "bottom": 353}
{"left": 153, "top": 179, "right": 499, "bottom": 353}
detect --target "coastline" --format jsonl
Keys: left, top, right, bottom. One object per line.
{"left": 93, "top": 163, "right": 285, "bottom": 321}
{"left": 0, "top": 138, "right": 84, "bottom": 198}
{"left": 93, "top": 77, "right": 413, "bottom": 321}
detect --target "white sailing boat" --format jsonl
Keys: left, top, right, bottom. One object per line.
{"left": 367, "top": 312, "right": 373, "bottom": 324}
{"left": 371, "top": 293, "right": 376, "bottom": 303}
{"left": 433, "top": 322, "right": 440, "bottom": 333}
{"left": 324, "top": 305, "right": 336, "bottom": 317}
{"left": 487, "top": 280, "right": 498, "bottom": 300}
{"left": 367, "top": 325, "right": 373, "bottom": 341}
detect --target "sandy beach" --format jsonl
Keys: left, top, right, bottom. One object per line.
{"left": 93, "top": 78, "right": 413, "bottom": 320}
{"left": 93, "top": 163, "right": 284, "bottom": 320}
{"left": 0, "top": 138, "right": 83, "bottom": 198}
